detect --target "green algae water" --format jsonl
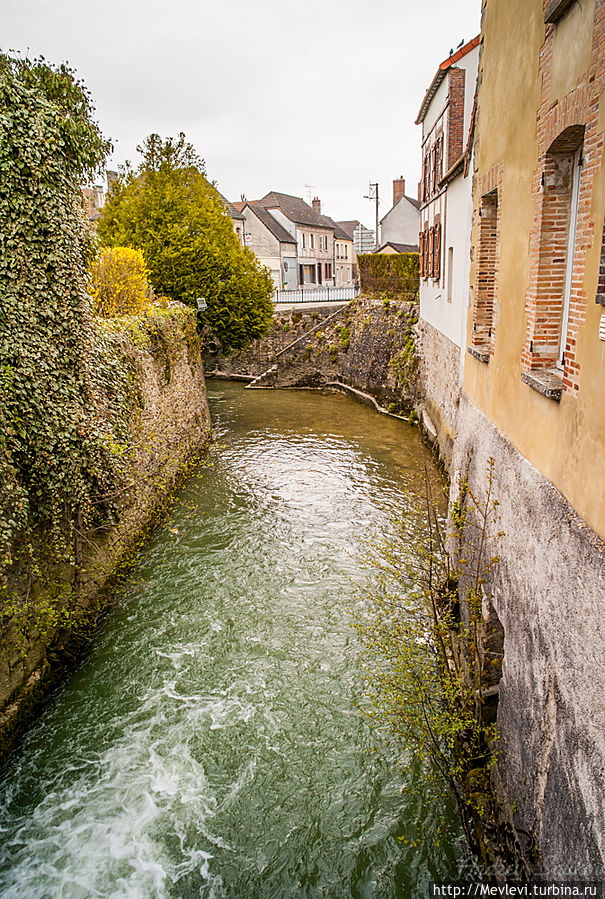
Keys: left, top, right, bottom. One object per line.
{"left": 0, "top": 382, "right": 469, "bottom": 897}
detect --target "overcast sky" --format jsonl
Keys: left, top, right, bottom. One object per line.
{"left": 3, "top": 0, "right": 480, "bottom": 228}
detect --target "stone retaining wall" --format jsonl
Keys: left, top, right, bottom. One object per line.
{"left": 212, "top": 297, "right": 420, "bottom": 415}
{"left": 0, "top": 307, "right": 211, "bottom": 761}
{"left": 452, "top": 395, "right": 605, "bottom": 876}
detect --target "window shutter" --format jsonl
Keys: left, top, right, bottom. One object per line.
{"left": 428, "top": 226, "right": 434, "bottom": 278}
{"left": 424, "top": 225, "right": 430, "bottom": 277}
{"left": 419, "top": 232, "right": 424, "bottom": 278}
{"left": 434, "top": 222, "right": 441, "bottom": 280}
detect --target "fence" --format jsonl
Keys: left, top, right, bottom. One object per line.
{"left": 273, "top": 286, "right": 360, "bottom": 304}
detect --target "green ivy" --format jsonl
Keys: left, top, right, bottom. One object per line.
{"left": 0, "top": 54, "right": 120, "bottom": 621}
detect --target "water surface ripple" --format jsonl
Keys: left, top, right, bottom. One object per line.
{"left": 0, "top": 383, "right": 464, "bottom": 897}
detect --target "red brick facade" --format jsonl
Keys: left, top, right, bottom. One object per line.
{"left": 447, "top": 67, "right": 466, "bottom": 169}
{"left": 521, "top": 0, "right": 605, "bottom": 394}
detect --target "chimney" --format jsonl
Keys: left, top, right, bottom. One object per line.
{"left": 393, "top": 176, "right": 406, "bottom": 205}
{"left": 312, "top": 197, "right": 321, "bottom": 214}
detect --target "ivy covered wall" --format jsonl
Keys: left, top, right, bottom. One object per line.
{"left": 0, "top": 56, "right": 211, "bottom": 759}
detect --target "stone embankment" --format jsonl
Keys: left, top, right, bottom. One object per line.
{"left": 209, "top": 296, "right": 420, "bottom": 417}
{"left": 0, "top": 307, "right": 211, "bottom": 760}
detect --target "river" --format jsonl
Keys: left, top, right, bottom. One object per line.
{"left": 0, "top": 382, "right": 468, "bottom": 897}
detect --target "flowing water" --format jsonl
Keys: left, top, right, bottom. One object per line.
{"left": 0, "top": 382, "right": 468, "bottom": 897}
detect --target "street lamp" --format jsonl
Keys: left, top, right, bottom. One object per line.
{"left": 196, "top": 297, "right": 207, "bottom": 312}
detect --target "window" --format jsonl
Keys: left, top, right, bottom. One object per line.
{"left": 302, "top": 233, "right": 306, "bottom": 249}
{"left": 522, "top": 126, "right": 584, "bottom": 374}
{"left": 419, "top": 230, "right": 425, "bottom": 278}
{"left": 471, "top": 190, "right": 499, "bottom": 356}
{"left": 432, "top": 221, "right": 441, "bottom": 281}
{"left": 558, "top": 147, "right": 581, "bottom": 368}
{"left": 344, "top": 244, "right": 348, "bottom": 259}
{"left": 428, "top": 226, "right": 434, "bottom": 278}
{"left": 447, "top": 247, "right": 454, "bottom": 302}
{"left": 310, "top": 234, "right": 315, "bottom": 250}
{"left": 422, "top": 224, "right": 430, "bottom": 279}
{"left": 436, "top": 135, "right": 443, "bottom": 185}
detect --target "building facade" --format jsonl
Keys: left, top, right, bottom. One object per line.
{"left": 241, "top": 203, "right": 298, "bottom": 289}
{"left": 256, "top": 192, "right": 335, "bottom": 287}
{"left": 438, "top": 0, "right": 605, "bottom": 874}
{"left": 416, "top": 36, "right": 480, "bottom": 462}
{"left": 379, "top": 177, "right": 420, "bottom": 248}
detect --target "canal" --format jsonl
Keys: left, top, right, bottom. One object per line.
{"left": 0, "top": 382, "right": 468, "bottom": 897}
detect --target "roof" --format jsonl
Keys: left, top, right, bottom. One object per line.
{"left": 245, "top": 204, "right": 297, "bottom": 245}
{"left": 379, "top": 194, "right": 420, "bottom": 225}
{"left": 415, "top": 35, "right": 480, "bottom": 125}
{"left": 215, "top": 188, "right": 245, "bottom": 221}
{"left": 321, "top": 215, "right": 352, "bottom": 241}
{"left": 257, "top": 191, "right": 331, "bottom": 228}
{"left": 376, "top": 241, "right": 419, "bottom": 254}
{"left": 335, "top": 220, "right": 359, "bottom": 240}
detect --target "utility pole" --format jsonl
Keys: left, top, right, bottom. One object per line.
{"left": 364, "top": 182, "right": 379, "bottom": 250}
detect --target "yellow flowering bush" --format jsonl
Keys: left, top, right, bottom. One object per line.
{"left": 89, "top": 246, "right": 152, "bottom": 316}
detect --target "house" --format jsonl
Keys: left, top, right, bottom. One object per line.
{"left": 336, "top": 221, "right": 362, "bottom": 280}
{"left": 423, "top": 0, "right": 605, "bottom": 874}
{"left": 217, "top": 192, "right": 247, "bottom": 247}
{"left": 256, "top": 192, "right": 335, "bottom": 287}
{"left": 241, "top": 203, "right": 298, "bottom": 289}
{"left": 321, "top": 217, "right": 355, "bottom": 286}
{"left": 416, "top": 35, "right": 479, "bottom": 459}
{"left": 379, "top": 177, "right": 420, "bottom": 248}
{"left": 375, "top": 241, "right": 419, "bottom": 255}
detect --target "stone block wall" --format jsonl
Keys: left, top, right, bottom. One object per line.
{"left": 452, "top": 395, "right": 605, "bottom": 876}
{"left": 417, "top": 319, "right": 462, "bottom": 466}
{"left": 212, "top": 297, "right": 420, "bottom": 414}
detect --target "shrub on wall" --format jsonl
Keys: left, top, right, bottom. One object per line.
{"left": 358, "top": 252, "right": 419, "bottom": 298}
{"left": 89, "top": 246, "right": 152, "bottom": 316}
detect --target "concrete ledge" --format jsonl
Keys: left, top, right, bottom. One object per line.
{"left": 468, "top": 345, "right": 490, "bottom": 364}
{"left": 521, "top": 369, "right": 562, "bottom": 402}
{"left": 206, "top": 370, "right": 256, "bottom": 382}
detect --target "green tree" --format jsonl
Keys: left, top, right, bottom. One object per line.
{"left": 98, "top": 133, "right": 274, "bottom": 352}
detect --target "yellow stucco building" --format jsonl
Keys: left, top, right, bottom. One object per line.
{"left": 448, "top": 0, "right": 605, "bottom": 874}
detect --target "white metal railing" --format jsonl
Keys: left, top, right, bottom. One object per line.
{"left": 273, "top": 286, "right": 360, "bottom": 304}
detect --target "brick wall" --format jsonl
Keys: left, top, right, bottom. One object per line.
{"left": 469, "top": 163, "right": 503, "bottom": 360}
{"left": 447, "top": 67, "right": 466, "bottom": 169}
{"left": 521, "top": 0, "right": 605, "bottom": 393}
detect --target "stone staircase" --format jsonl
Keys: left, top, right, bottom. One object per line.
{"left": 246, "top": 304, "right": 347, "bottom": 390}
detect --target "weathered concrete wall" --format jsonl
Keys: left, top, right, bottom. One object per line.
{"left": 452, "top": 394, "right": 605, "bottom": 876}
{"left": 418, "top": 319, "right": 462, "bottom": 465}
{"left": 0, "top": 306, "right": 211, "bottom": 759}
{"left": 211, "top": 297, "right": 419, "bottom": 414}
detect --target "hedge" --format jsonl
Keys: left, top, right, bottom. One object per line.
{"left": 358, "top": 252, "right": 419, "bottom": 298}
